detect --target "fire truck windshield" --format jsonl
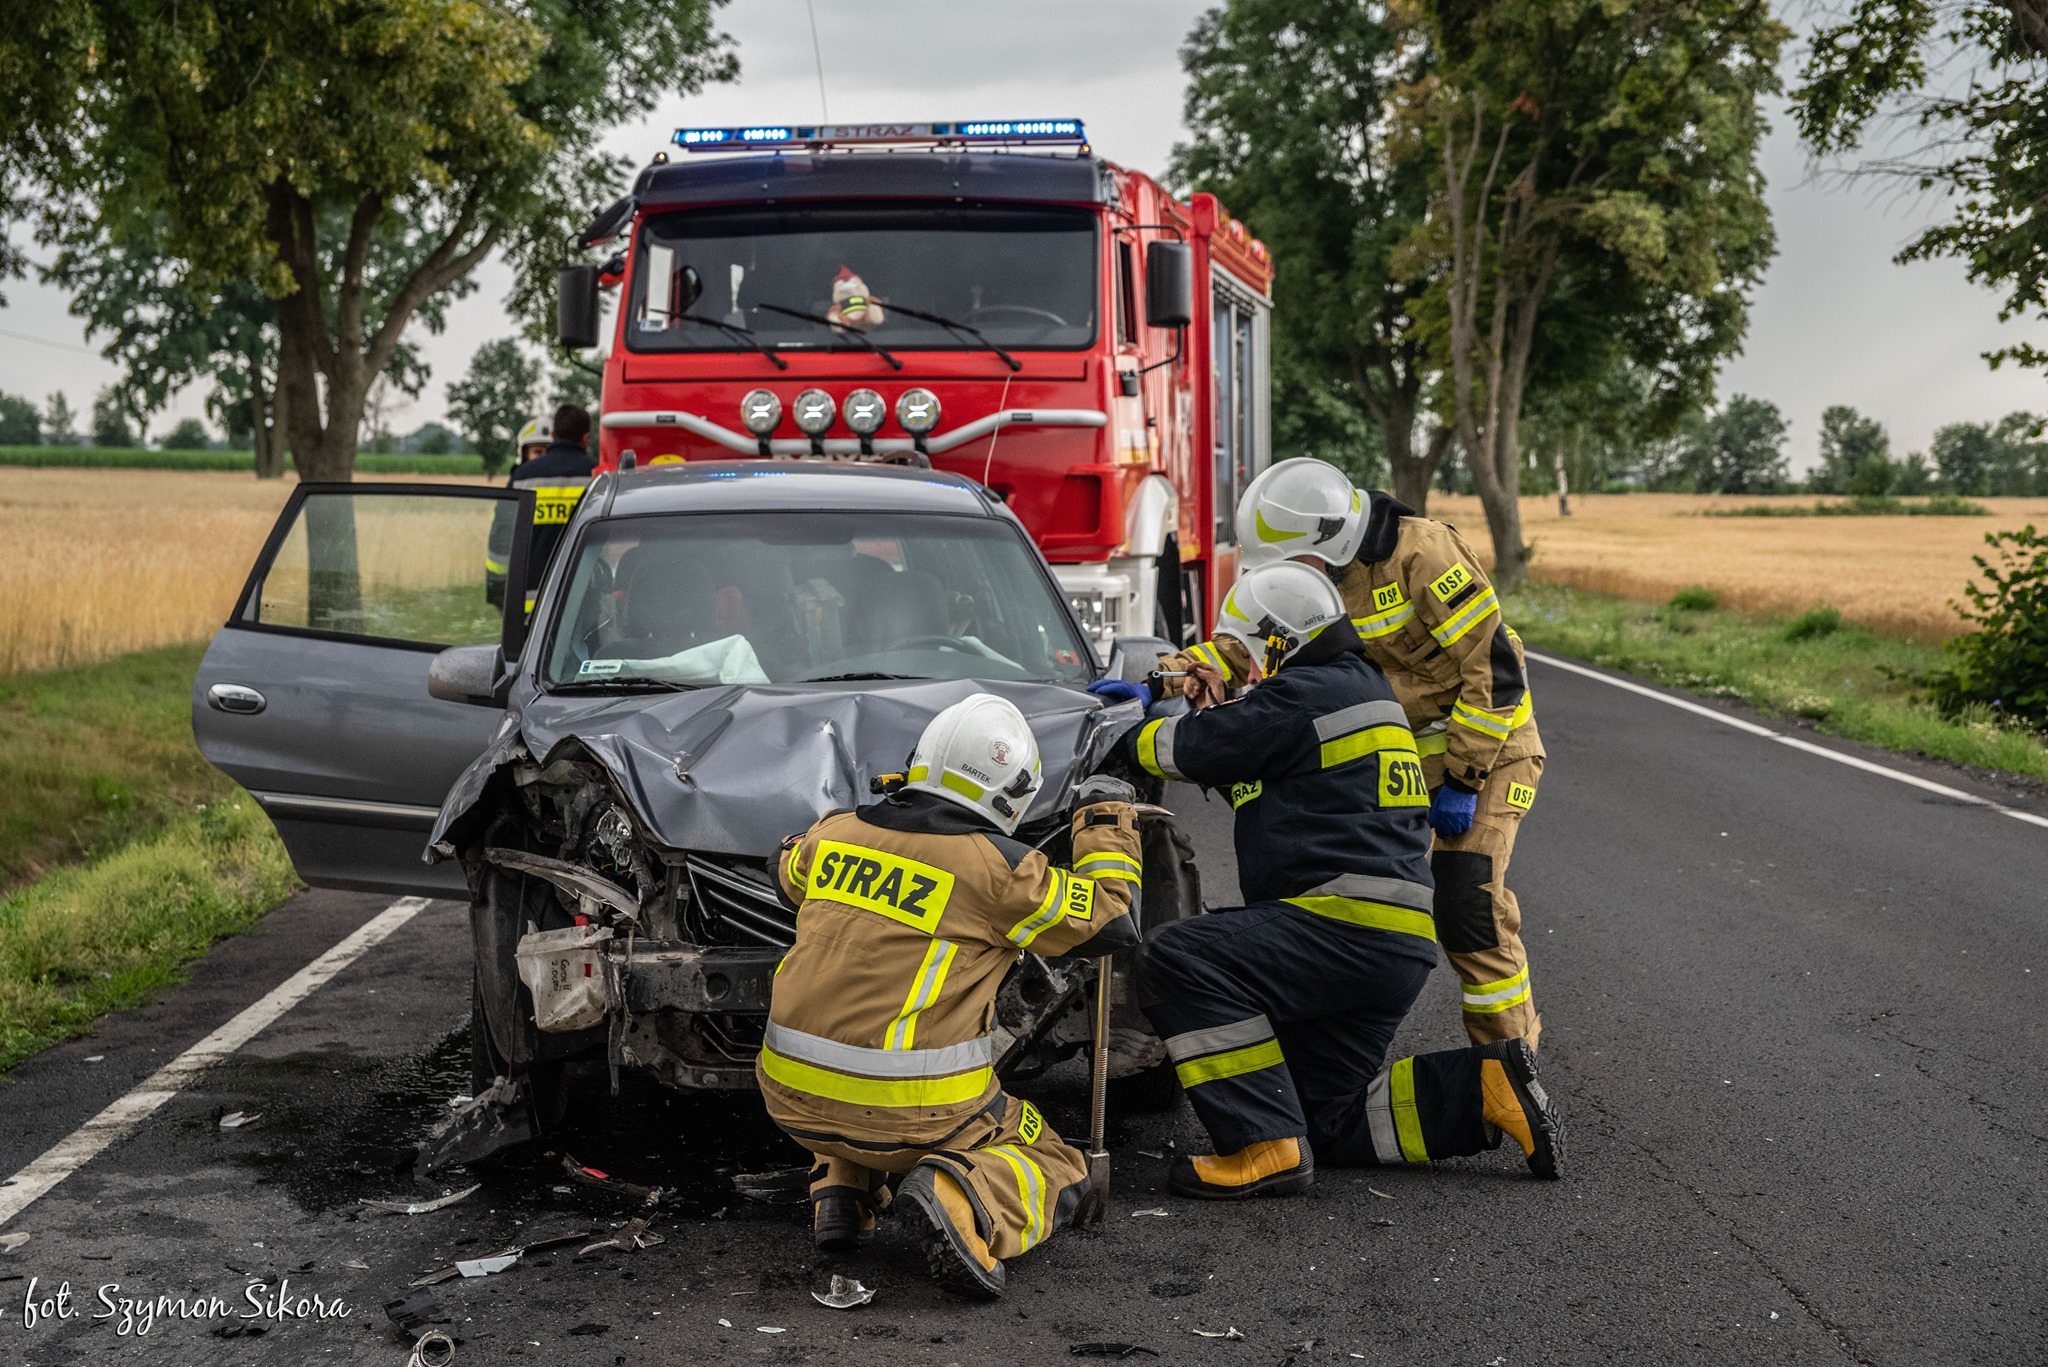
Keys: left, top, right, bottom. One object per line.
{"left": 626, "top": 204, "right": 1098, "bottom": 355}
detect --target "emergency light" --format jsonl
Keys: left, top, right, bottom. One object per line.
{"left": 672, "top": 120, "right": 1087, "bottom": 152}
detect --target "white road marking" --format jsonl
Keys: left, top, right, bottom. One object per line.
{"left": 0, "top": 896, "right": 430, "bottom": 1229}
{"left": 1529, "top": 651, "right": 2048, "bottom": 830}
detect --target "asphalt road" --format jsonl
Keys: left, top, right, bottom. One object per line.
{"left": 1, "top": 653, "right": 2044, "bottom": 1365}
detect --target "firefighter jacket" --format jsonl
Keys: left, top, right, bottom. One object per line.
{"left": 758, "top": 790, "right": 1141, "bottom": 1149}
{"left": 1167, "top": 494, "right": 1542, "bottom": 791}
{"left": 486, "top": 440, "right": 597, "bottom": 602}
{"left": 1125, "top": 634, "right": 1438, "bottom": 968}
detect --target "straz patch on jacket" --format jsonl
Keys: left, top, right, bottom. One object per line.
{"left": 531, "top": 487, "right": 586, "bottom": 525}
{"left": 1380, "top": 753, "right": 1430, "bottom": 807}
{"left": 809, "top": 841, "right": 955, "bottom": 932}
{"left": 1229, "top": 780, "right": 1262, "bottom": 809}
{"left": 1429, "top": 562, "right": 1473, "bottom": 603}
{"left": 1505, "top": 781, "right": 1537, "bottom": 811}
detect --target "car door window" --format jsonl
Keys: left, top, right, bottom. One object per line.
{"left": 247, "top": 489, "right": 511, "bottom": 647}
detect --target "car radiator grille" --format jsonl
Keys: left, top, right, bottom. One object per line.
{"left": 684, "top": 854, "right": 796, "bottom": 948}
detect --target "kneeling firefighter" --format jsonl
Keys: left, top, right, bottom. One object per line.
{"left": 1098, "top": 563, "right": 1561, "bottom": 1198}
{"left": 760, "top": 693, "right": 1142, "bottom": 1299}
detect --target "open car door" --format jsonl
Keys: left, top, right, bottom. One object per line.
{"left": 193, "top": 482, "right": 535, "bottom": 896}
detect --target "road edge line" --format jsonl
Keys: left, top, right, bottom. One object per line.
{"left": 1526, "top": 650, "right": 2048, "bottom": 831}
{"left": 0, "top": 896, "right": 430, "bottom": 1229}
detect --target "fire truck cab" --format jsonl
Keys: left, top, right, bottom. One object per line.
{"left": 557, "top": 119, "right": 1273, "bottom": 650}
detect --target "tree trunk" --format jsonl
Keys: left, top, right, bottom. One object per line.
{"left": 1393, "top": 426, "right": 1451, "bottom": 511}
{"left": 250, "top": 362, "right": 286, "bottom": 480}
{"left": 1554, "top": 447, "right": 1571, "bottom": 516}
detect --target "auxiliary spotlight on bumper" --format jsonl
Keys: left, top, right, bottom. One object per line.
{"left": 844, "top": 388, "right": 886, "bottom": 455}
{"left": 739, "top": 389, "right": 781, "bottom": 454}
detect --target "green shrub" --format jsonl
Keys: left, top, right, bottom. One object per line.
{"left": 1925, "top": 525, "right": 2048, "bottom": 730}
{"left": 1911, "top": 493, "right": 1990, "bottom": 516}
{"left": 1784, "top": 605, "right": 1842, "bottom": 641}
{"left": 1668, "top": 585, "right": 1718, "bottom": 612}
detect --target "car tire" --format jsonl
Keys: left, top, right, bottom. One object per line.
{"left": 470, "top": 970, "right": 569, "bottom": 1131}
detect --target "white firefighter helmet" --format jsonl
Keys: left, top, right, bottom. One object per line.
{"left": 1213, "top": 561, "right": 1347, "bottom": 675}
{"left": 514, "top": 416, "right": 552, "bottom": 460}
{"left": 1236, "top": 457, "right": 1366, "bottom": 570}
{"left": 905, "top": 692, "right": 1043, "bottom": 836}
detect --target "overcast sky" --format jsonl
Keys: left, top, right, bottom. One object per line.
{"left": 1, "top": 0, "right": 2041, "bottom": 473}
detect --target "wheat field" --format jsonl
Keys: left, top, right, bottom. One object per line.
{"left": 1430, "top": 492, "right": 2048, "bottom": 642}
{"left": 0, "top": 468, "right": 491, "bottom": 675}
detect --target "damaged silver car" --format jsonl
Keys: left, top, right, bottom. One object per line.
{"left": 192, "top": 463, "right": 1198, "bottom": 1171}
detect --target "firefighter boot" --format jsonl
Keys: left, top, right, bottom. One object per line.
{"left": 1169, "top": 1136, "right": 1315, "bottom": 1200}
{"left": 812, "top": 1194, "right": 875, "bottom": 1251}
{"left": 897, "top": 1164, "right": 1006, "bottom": 1300}
{"left": 1479, "top": 1039, "right": 1562, "bottom": 1179}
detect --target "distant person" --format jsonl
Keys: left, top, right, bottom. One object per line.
{"left": 486, "top": 405, "right": 595, "bottom": 610}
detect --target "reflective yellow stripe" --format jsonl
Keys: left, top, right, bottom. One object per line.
{"left": 1319, "top": 724, "right": 1417, "bottom": 770}
{"left": 1353, "top": 601, "right": 1416, "bottom": 639}
{"left": 1451, "top": 699, "right": 1513, "bottom": 739}
{"left": 888, "top": 938, "right": 957, "bottom": 1050}
{"left": 1391, "top": 1056, "right": 1429, "bottom": 1162}
{"left": 1462, "top": 966, "right": 1532, "bottom": 1013}
{"left": 1076, "top": 851, "right": 1142, "bottom": 884}
{"left": 483, "top": 556, "right": 509, "bottom": 574}
{"left": 1416, "top": 729, "right": 1449, "bottom": 757}
{"left": 1284, "top": 896, "right": 1437, "bottom": 942}
{"left": 1173, "top": 1038, "right": 1285, "bottom": 1089}
{"left": 758, "top": 1046, "right": 993, "bottom": 1108}
{"left": 1007, "top": 872, "right": 1067, "bottom": 947}
{"left": 1136, "top": 719, "right": 1168, "bottom": 779}
{"left": 1430, "top": 587, "right": 1499, "bottom": 647}
{"left": 1188, "top": 640, "right": 1237, "bottom": 683}
{"left": 1509, "top": 692, "right": 1535, "bottom": 729}
{"left": 990, "top": 1144, "right": 1047, "bottom": 1251}
{"left": 940, "top": 771, "right": 985, "bottom": 800}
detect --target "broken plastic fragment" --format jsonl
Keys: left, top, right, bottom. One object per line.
{"left": 1191, "top": 1327, "right": 1245, "bottom": 1340}
{"left": 218, "top": 1110, "right": 261, "bottom": 1129}
{"left": 446, "top": 1095, "right": 473, "bottom": 1109}
{"left": 812, "top": 1275, "right": 875, "bottom": 1310}
{"left": 455, "top": 1253, "right": 519, "bottom": 1277}
{"left": 1129, "top": 1208, "right": 1169, "bottom": 1217}
{"left": 1368, "top": 1187, "right": 1394, "bottom": 1199}
{"left": 360, "top": 1184, "right": 480, "bottom": 1216}
{"left": 409, "top": 1329, "right": 456, "bottom": 1367}
{"left": 84, "top": 1055, "right": 104, "bottom": 1063}
{"left": 0, "top": 1233, "right": 28, "bottom": 1254}
{"left": 341, "top": 1258, "right": 369, "bottom": 1270}
{"left": 1070, "top": 1345, "right": 1160, "bottom": 1358}
{"left": 757, "top": 1326, "right": 787, "bottom": 1334}
{"left": 717, "top": 1318, "right": 732, "bottom": 1327}
{"left": 733, "top": 1166, "right": 811, "bottom": 1205}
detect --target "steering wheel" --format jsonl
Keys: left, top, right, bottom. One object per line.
{"left": 963, "top": 305, "right": 1070, "bottom": 329}
{"left": 889, "top": 633, "right": 973, "bottom": 653}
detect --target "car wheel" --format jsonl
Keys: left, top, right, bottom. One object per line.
{"left": 470, "top": 969, "right": 569, "bottom": 1130}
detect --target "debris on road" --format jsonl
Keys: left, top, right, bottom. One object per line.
{"left": 1191, "top": 1327, "right": 1245, "bottom": 1339}
{"left": 383, "top": 1289, "right": 439, "bottom": 1335}
{"left": 757, "top": 1326, "right": 787, "bottom": 1334}
{"left": 567, "top": 1323, "right": 610, "bottom": 1336}
{"left": 455, "top": 1253, "right": 518, "bottom": 1278}
{"left": 1129, "top": 1208, "right": 1169, "bottom": 1217}
{"left": 732, "top": 1166, "right": 810, "bottom": 1204}
{"left": 342, "top": 1259, "right": 370, "bottom": 1270}
{"left": 408, "top": 1230, "right": 592, "bottom": 1287}
{"left": 415, "top": 1076, "right": 534, "bottom": 1178}
{"left": 0, "top": 1234, "right": 28, "bottom": 1255}
{"left": 407, "top": 1329, "right": 456, "bottom": 1366}
{"left": 1070, "top": 1344, "right": 1160, "bottom": 1357}
{"left": 812, "top": 1275, "right": 875, "bottom": 1310}
{"left": 84, "top": 1055, "right": 104, "bottom": 1063}
{"left": 360, "top": 1185, "right": 480, "bottom": 1216}
{"left": 562, "top": 1155, "right": 664, "bottom": 1203}
{"left": 1368, "top": 1187, "right": 1394, "bottom": 1200}
{"left": 718, "top": 1318, "right": 733, "bottom": 1328}
{"left": 218, "top": 1110, "right": 262, "bottom": 1129}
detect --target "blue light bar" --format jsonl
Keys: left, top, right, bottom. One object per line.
{"left": 671, "top": 120, "right": 1087, "bottom": 152}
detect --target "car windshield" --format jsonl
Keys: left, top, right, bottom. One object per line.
{"left": 542, "top": 511, "right": 1094, "bottom": 689}
{"left": 626, "top": 204, "right": 1097, "bottom": 354}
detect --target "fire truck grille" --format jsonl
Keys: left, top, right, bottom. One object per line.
{"left": 684, "top": 854, "right": 794, "bottom": 948}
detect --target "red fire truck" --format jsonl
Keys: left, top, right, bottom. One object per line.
{"left": 556, "top": 119, "right": 1273, "bottom": 649}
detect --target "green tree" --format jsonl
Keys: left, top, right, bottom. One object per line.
{"left": 447, "top": 340, "right": 539, "bottom": 475}
{"left": 42, "top": 392, "right": 78, "bottom": 446}
{"left": 1410, "top": 0, "right": 1786, "bottom": 585}
{"left": 0, "top": 392, "right": 41, "bottom": 445}
{"left": 1685, "top": 395, "right": 1790, "bottom": 494}
{"left": 412, "top": 423, "right": 455, "bottom": 456}
{"left": 1174, "top": 0, "right": 1441, "bottom": 506}
{"left": 32, "top": 0, "right": 733, "bottom": 481}
{"left": 1934, "top": 420, "right": 2000, "bottom": 495}
{"left": 1814, "top": 405, "right": 1892, "bottom": 494}
{"left": 90, "top": 387, "right": 134, "bottom": 447}
{"left": 1794, "top": 3, "right": 2048, "bottom": 381}
{"left": 161, "top": 417, "right": 210, "bottom": 450}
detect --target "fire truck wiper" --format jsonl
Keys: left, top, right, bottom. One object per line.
{"left": 752, "top": 303, "right": 905, "bottom": 370}
{"left": 675, "top": 313, "right": 788, "bottom": 370}
{"left": 877, "top": 302, "right": 1021, "bottom": 372}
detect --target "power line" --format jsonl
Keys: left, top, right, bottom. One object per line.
{"left": 0, "top": 325, "right": 96, "bottom": 356}
{"left": 806, "top": 0, "right": 830, "bottom": 123}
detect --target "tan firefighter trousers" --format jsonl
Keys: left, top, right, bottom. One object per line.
{"left": 1423, "top": 752, "right": 1543, "bottom": 1048}
{"left": 805, "top": 1093, "right": 1088, "bottom": 1261}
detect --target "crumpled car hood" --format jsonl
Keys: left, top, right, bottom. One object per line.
{"left": 429, "top": 679, "right": 1142, "bottom": 858}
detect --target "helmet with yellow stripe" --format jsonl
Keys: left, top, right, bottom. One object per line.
{"left": 1236, "top": 457, "right": 1365, "bottom": 570}
{"left": 1213, "top": 561, "right": 1347, "bottom": 676}
{"left": 514, "top": 416, "right": 552, "bottom": 462}
{"left": 905, "top": 693, "right": 1044, "bottom": 836}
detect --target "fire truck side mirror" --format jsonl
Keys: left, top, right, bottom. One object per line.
{"left": 558, "top": 265, "right": 602, "bottom": 351}
{"left": 1144, "top": 241, "right": 1194, "bottom": 330}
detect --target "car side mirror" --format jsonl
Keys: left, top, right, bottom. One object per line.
{"left": 428, "top": 644, "right": 507, "bottom": 707}
{"left": 1145, "top": 242, "right": 1193, "bottom": 329}
{"left": 558, "top": 265, "right": 602, "bottom": 350}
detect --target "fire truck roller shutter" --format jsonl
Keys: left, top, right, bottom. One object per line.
{"left": 1125, "top": 475, "right": 1179, "bottom": 639}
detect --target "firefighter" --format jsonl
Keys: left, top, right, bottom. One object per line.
{"left": 1159, "top": 459, "right": 1546, "bottom": 1049}
{"left": 1098, "top": 562, "right": 1560, "bottom": 1198}
{"left": 760, "top": 693, "right": 1142, "bottom": 1300}
{"left": 485, "top": 404, "right": 596, "bottom": 611}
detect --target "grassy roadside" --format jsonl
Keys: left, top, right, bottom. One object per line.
{"left": 1506, "top": 582, "right": 2048, "bottom": 784}
{"left": 0, "top": 646, "right": 297, "bottom": 1072}
{"left": 0, "top": 445, "right": 488, "bottom": 475}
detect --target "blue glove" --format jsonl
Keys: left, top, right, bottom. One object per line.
{"left": 1087, "top": 678, "right": 1151, "bottom": 706}
{"left": 1428, "top": 783, "right": 1478, "bottom": 836}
